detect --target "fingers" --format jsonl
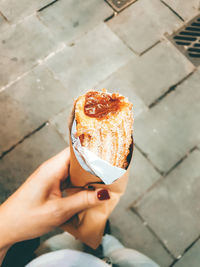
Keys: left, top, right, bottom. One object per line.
{"left": 35, "top": 147, "right": 70, "bottom": 183}
{"left": 50, "top": 147, "right": 70, "bottom": 166}
{"left": 55, "top": 189, "right": 111, "bottom": 223}
{"left": 47, "top": 147, "right": 70, "bottom": 180}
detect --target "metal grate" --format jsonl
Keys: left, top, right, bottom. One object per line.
{"left": 168, "top": 14, "right": 200, "bottom": 66}
{"left": 105, "top": 0, "right": 136, "bottom": 12}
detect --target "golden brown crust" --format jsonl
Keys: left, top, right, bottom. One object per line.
{"left": 75, "top": 89, "right": 133, "bottom": 168}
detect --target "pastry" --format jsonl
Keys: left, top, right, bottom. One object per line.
{"left": 75, "top": 89, "right": 133, "bottom": 168}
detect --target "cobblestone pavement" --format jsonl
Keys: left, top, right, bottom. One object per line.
{"left": 0, "top": 1, "right": 200, "bottom": 266}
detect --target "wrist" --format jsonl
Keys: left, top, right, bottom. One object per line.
{"left": 0, "top": 244, "right": 10, "bottom": 266}
{"left": 0, "top": 208, "right": 13, "bottom": 265}
{"left": 0, "top": 224, "right": 13, "bottom": 249}
{"left": 0, "top": 207, "right": 15, "bottom": 250}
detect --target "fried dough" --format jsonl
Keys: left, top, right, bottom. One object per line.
{"left": 75, "top": 90, "right": 133, "bottom": 168}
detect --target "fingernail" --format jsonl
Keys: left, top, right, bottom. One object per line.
{"left": 97, "top": 189, "right": 110, "bottom": 201}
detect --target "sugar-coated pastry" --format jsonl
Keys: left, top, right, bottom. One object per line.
{"left": 75, "top": 89, "right": 133, "bottom": 168}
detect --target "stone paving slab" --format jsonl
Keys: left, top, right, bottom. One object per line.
{"left": 162, "top": 0, "right": 200, "bottom": 21}
{"left": 0, "top": 124, "right": 66, "bottom": 204}
{"left": 49, "top": 105, "right": 73, "bottom": 144}
{"left": 110, "top": 209, "right": 173, "bottom": 266}
{"left": 0, "top": 0, "right": 51, "bottom": 22}
{"left": 174, "top": 239, "right": 200, "bottom": 267}
{"left": 38, "top": 0, "right": 113, "bottom": 44}
{"left": 46, "top": 22, "right": 135, "bottom": 99}
{"left": 134, "top": 149, "right": 200, "bottom": 258}
{"left": 0, "top": 65, "right": 69, "bottom": 154}
{"left": 96, "top": 40, "right": 194, "bottom": 107}
{"left": 107, "top": 0, "right": 182, "bottom": 54}
{"left": 0, "top": 15, "right": 57, "bottom": 89}
{"left": 118, "top": 148, "right": 161, "bottom": 208}
{"left": 134, "top": 69, "right": 200, "bottom": 173}
{"left": 0, "top": 13, "right": 9, "bottom": 31}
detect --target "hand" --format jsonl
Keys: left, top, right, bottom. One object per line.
{"left": 0, "top": 148, "right": 110, "bottom": 259}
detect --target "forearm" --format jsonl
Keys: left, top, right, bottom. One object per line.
{"left": 0, "top": 207, "right": 13, "bottom": 266}
{"left": 0, "top": 245, "right": 10, "bottom": 266}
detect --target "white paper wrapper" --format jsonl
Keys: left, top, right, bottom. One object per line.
{"left": 71, "top": 120, "right": 126, "bottom": 185}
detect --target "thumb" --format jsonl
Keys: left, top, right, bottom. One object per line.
{"left": 56, "top": 189, "right": 110, "bottom": 222}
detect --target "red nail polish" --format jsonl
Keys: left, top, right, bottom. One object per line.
{"left": 97, "top": 189, "right": 110, "bottom": 200}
